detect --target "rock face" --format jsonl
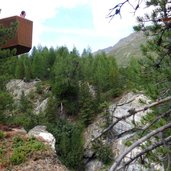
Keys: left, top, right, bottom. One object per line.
{"left": 84, "top": 92, "right": 163, "bottom": 171}
{"left": 28, "top": 125, "right": 56, "bottom": 151}
{"left": 109, "top": 92, "right": 151, "bottom": 171}
{"left": 85, "top": 159, "right": 104, "bottom": 171}
{"left": 110, "top": 92, "right": 151, "bottom": 135}
{"left": 83, "top": 115, "right": 106, "bottom": 171}
{"left": 34, "top": 98, "right": 48, "bottom": 114}
{"left": 6, "top": 79, "right": 39, "bottom": 100}
{"left": 6, "top": 79, "right": 49, "bottom": 114}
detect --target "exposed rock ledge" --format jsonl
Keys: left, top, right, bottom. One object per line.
{"left": 28, "top": 125, "right": 56, "bottom": 151}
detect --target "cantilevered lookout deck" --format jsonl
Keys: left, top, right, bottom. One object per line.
{"left": 0, "top": 16, "right": 33, "bottom": 55}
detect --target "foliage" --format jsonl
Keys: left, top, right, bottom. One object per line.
{"left": 52, "top": 47, "right": 80, "bottom": 115}
{"left": 45, "top": 95, "right": 59, "bottom": 123}
{"left": 0, "top": 21, "right": 17, "bottom": 46}
{"left": 0, "top": 131, "right": 5, "bottom": 139}
{"left": 78, "top": 82, "right": 98, "bottom": 126}
{"left": 10, "top": 136, "right": 45, "bottom": 165}
{"left": 8, "top": 92, "right": 38, "bottom": 130}
{"left": 0, "top": 57, "right": 17, "bottom": 91}
{"left": 93, "top": 140, "right": 113, "bottom": 165}
{"left": 47, "top": 120, "right": 84, "bottom": 170}
{"left": 35, "top": 82, "right": 43, "bottom": 94}
{"left": 0, "top": 91, "right": 13, "bottom": 122}
{"left": 0, "top": 135, "right": 45, "bottom": 167}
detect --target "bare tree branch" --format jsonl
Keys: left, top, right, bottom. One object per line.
{"left": 107, "top": 0, "right": 143, "bottom": 20}
{"left": 117, "top": 135, "right": 171, "bottom": 171}
{"left": 86, "top": 96, "right": 171, "bottom": 150}
{"left": 86, "top": 97, "right": 138, "bottom": 146}
{"left": 107, "top": 0, "right": 129, "bottom": 20}
{"left": 109, "top": 123, "right": 171, "bottom": 171}
{"left": 128, "top": 96, "right": 171, "bottom": 115}
{"left": 141, "top": 108, "right": 171, "bottom": 135}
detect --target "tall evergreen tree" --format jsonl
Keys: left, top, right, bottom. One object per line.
{"left": 52, "top": 47, "right": 80, "bottom": 115}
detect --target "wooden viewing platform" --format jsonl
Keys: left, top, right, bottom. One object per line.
{"left": 0, "top": 16, "right": 33, "bottom": 55}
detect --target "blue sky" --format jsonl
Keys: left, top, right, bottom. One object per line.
{"left": 1, "top": 0, "right": 144, "bottom": 53}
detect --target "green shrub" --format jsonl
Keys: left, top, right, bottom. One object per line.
{"left": 47, "top": 120, "right": 84, "bottom": 170}
{"left": 36, "top": 82, "right": 43, "bottom": 94}
{"left": 10, "top": 136, "right": 45, "bottom": 165}
{"left": 12, "top": 136, "right": 24, "bottom": 148}
{"left": 93, "top": 141, "right": 113, "bottom": 165}
{"left": 0, "top": 130, "right": 5, "bottom": 139}
{"left": 27, "top": 137, "right": 45, "bottom": 151}
{"left": 0, "top": 91, "right": 13, "bottom": 122}
{"left": 9, "top": 112, "right": 38, "bottom": 131}
{"left": 10, "top": 150, "right": 26, "bottom": 165}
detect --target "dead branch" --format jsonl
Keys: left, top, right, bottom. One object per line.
{"left": 88, "top": 96, "right": 138, "bottom": 145}
{"left": 89, "top": 96, "right": 171, "bottom": 148}
{"left": 107, "top": 0, "right": 141, "bottom": 20}
{"left": 117, "top": 135, "right": 171, "bottom": 171}
{"left": 113, "top": 127, "right": 142, "bottom": 139}
{"left": 128, "top": 96, "right": 171, "bottom": 115}
{"left": 89, "top": 117, "right": 122, "bottom": 144}
{"left": 92, "top": 107, "right": 171, "bottom": 144}
{"left": 109, "top": 123, "right": 171, "bottom": 171}
{"left": 141, "top": 108, "right": 171, "bottom": 135}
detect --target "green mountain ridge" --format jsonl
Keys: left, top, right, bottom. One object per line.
{"left": 95, "top": 31, "right": 146, "bottom": 66}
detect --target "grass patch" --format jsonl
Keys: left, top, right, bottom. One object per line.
{"left": 0, "top": 134, "right": 46, "bottom": 167}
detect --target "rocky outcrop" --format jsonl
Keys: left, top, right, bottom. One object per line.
{"left": 85, "top": 159, "right": 104, "bottom": 171}
{"left": 34, "top": 98, "right": 48, "bottom": 114}
{"left": 28, "top": 125, "right": 56, "bottom": 151}
{"left": 110, "top": 92, "right": 151, "bottom": 135}
{"left": 84, "top": 92, "right": 163, "bottom": 171}
{"left": 109, "top": 92, "right": 151, "bottom": 171}
{"left": 83, "top": 115, "right": 106, "bottom": 170}
{"left": 6, "top": 79, "right": 39, "bottom": 100}
{"left": 6, "top": 79, "right": 49, "bottom": 114}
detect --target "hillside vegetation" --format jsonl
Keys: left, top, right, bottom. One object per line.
{"left": 0, "top": 1, "right": 171, "bottom": 168}
{"left": 0, "top": 31, "right": 170, "bottom": 170}
{"left": 0, "top": 46, "right": 125, "bottom": 170}
{"left": 94, "top": 31, "right": 146, "bottom": 66}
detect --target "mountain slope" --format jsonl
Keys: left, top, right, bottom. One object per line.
{"left": 95, "top": 31, "right": 146, "bottom": 66}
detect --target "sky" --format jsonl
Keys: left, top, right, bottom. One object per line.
{"left": 1, "top": 0, "right": 144, "bottom": 53}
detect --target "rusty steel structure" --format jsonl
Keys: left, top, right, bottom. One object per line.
{"left": 158, "top": 17, "right": 171, "bottom": 22}
{"left": 0, "top": 16, "right": 33, "bottom": 55}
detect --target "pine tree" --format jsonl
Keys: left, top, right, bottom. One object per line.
{"left": 52, "top": 47, "right": 80, "bottom": 115}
